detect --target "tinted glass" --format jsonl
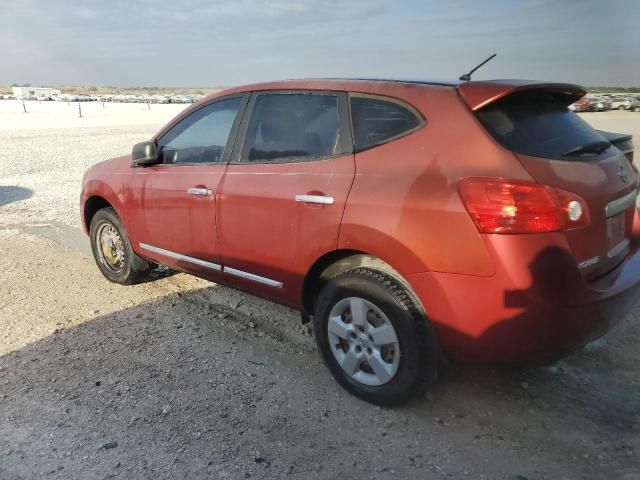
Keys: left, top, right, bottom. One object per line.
{"left": 158, "top": 97, "right": 242, "bottom": 164}
{"left": 477, "top": 91, "right": 612, "bottom": 160}
{"left": 241, "top": 93, "right": 339, "bottom": 162}
{"left": 350, "top": 96, "right": 421, "bottom": 150}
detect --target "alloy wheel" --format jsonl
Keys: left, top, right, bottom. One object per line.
{"left": 327, "top": 297, "right": 400, "bottom": 386}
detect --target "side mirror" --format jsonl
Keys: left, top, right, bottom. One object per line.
{"left": 132, "top": 141, "right": 160, "bottom": 167}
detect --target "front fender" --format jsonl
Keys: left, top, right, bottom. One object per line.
{"left": 80, "top": 177, "right": 130, "bottom": 234}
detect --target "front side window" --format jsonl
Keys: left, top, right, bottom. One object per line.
{"left": 350, "top": 96, "right": 422, "bottom": 151}
{"left": 241, "top": 93, "right": 340, "bottom": 162}
{"left": 157, "top": 97, "right": 242, "bottom": 164}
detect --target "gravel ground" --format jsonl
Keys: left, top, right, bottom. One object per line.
{"left": 0, "top": 100, "right": 187, "bottom": 131}
{"left": 1, "top": 103, "right": 639, "bottom": 479}
{"left": 0, "top": 101, "right": 187, "bottom": 228}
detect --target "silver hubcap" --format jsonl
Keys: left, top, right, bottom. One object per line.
{"left": 327, "top": 297, "right": 400, "bottom": 386}
{"left": 96, "top": 222, "right": 125, "bottom": 273}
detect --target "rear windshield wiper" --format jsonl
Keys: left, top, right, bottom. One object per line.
{"left": 562, "top": 140, "right": 610, "bottom": 157}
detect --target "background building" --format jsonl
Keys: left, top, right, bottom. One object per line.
{"left": 12, "top": 87, "right": 61, "bottom": 99}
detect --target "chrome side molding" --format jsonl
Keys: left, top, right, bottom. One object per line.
{"left": 139, "top": 243, "right": 221, "bottom": 271}
{"left": 223, "top": 267, "right": 284, "bottom": 288}
{"left": 605, "top": 189, "right": 638, "bottom": 218}
{"left": 295, "top": 194, "right": 334, "bottom": 205}
{"left": 138, "top": 243, "right": 283, "bottom": 288}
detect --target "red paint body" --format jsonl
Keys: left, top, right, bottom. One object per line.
{"left": 81, "top": 78, "right": 640, "bottom": 363}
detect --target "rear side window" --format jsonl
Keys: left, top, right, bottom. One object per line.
{"left": 157, "top": 97, "right": 242, "bottom": 164}
{"left": 241, "top": 93, "right": 340, "bottom": 162}
{"left": 350, "top": 96, "right": 422, "bottom": 151}
{"left": 476, "top": 91, "right": 612, "bottom": 160}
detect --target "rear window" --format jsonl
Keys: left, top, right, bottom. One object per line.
{"left": 350, "top": 96, "right": 422, "bottom": 151}
{"left": 477, "top": 91, "right": 613, "bottom": 160}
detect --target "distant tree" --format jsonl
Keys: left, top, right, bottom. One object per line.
{"left": 587, "top": 86, "right": 640, "bottom": 94}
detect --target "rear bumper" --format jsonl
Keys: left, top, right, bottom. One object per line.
{"left": 407, "top": 219, "right": 640, "bottom": 363}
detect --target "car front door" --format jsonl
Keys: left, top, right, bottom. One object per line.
{"left": 128, "top": 95, "right": 247, "bottom": 279}
{"left": 218, "top": 90, "right": 354, "bottom": 306}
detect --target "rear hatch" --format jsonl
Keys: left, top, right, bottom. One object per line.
{"left": 460, "top": 82, "right": 638, "bottom": 279}
{"left": 598, "top": 130, "right": 634, "bottom": 164}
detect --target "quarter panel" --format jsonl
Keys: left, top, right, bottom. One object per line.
{"left": 339, "top": 86, "right": 535, "bottom": 276}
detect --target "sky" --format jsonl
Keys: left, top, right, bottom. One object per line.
{"left": 1, "top": 0, "right": 639, "bottom": 87}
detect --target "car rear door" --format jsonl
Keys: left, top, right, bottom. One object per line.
{"left": 128, "top": 95, "right": 247, "bottom": 279}
{"left": 217, "top": 90, "right": 354, "bottom": 306}
{"left": 474, "top": 87, "right": 638, "bottom": 279}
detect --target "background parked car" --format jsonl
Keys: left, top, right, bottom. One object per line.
{"left": 597, "top": 96, "right": 612, "bottom": 111}
{"left": 569, "top": 97, "right": 592, "bottom": 112}
{"left": 169, "top": 95, "right": 194, "bottom": 104}
{"left": 149, "top": 95, "right": 170, "bottom": 104}
{"left": 586, "top": 95, "right": 610, "bottom": 111}
{"left": 629, "top": 98, "right": 640, "bottom": 112}
{"left": 609, "top": 96, "right": 632, "bottom": 110}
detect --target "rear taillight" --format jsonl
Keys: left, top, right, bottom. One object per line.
{"left": 458, "top": 178, "right": 589, "bottom": 234}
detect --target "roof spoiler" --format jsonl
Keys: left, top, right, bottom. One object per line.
{"left": 457, "top": 80, "right": 586, "bottom": 111}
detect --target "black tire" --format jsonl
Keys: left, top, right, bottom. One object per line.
{"left": 313, "top": 267, "right": 438, "bottom": 406}
{"left": 90, "top": 207, "right": 152, "bottom": 284}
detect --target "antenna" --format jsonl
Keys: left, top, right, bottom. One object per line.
{"left": 459, "top": 53, "right": 497, "bottom": 82}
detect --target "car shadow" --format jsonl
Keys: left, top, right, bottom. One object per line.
{"left": 1, "top": 283, "right": 638, "bottom": 479}
{"left": 146, "top": 264, "right": 179, "bottom": 282}
{"left": 0, "top": 185, "right": 32, "bottom": 207}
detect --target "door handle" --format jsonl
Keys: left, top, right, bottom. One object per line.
{"left": 187, "top": 187, "right": 213, "bottom": 196}
{"left": 295, "top": 194, "right": 334, "bottom": 205}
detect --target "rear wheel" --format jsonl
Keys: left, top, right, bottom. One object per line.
{"left": 635, "top": 107, "right": 640, "bottom": 113}
{"left": 90, "top": 208, "right": 152, "bottom": 284}
{"left": 313, "top": 267, "right": 438, "bottom": 406}
{"left": 618, "top": 105, "right": 626, "bottom": 111}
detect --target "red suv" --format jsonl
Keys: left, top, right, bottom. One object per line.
{"left": 81, "top": 78, "right": 640, "bottom": 405}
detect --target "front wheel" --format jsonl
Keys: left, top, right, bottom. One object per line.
{"left": 313, "top": 267, "right": 438, "bottom": 406}
{"left": 90, "top": 207, "right": 152, "bottom": 284}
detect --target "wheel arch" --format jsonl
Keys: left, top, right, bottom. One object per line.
{"left": 302, "top": 250, "right": 428, "bottom": 318}
{"left": 83, "top": 195, "right": 114, "bottom": 233}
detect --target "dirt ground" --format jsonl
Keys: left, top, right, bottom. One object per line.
{"left": 1, "top": 103, "right": 639, "bottom": 479}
